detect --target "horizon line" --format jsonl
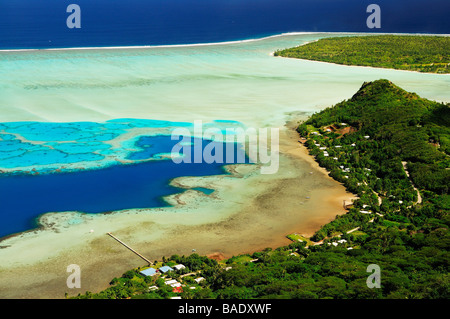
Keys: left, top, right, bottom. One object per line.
{"left": 1, "top": 31, "right": 449, "bottom": 53}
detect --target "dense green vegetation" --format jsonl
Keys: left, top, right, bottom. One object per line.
{"left": 299, "top": 79, "right": 449, "bottom": 200}
{"left": 72, "top": 80, "right": 449, "bottom": 299}
{"left": 274, "top": 35, "right": 450, "bottom": 73}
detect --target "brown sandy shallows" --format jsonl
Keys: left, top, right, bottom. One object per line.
{"left": 0, "top": 121, "right": 356, "bottom": 299}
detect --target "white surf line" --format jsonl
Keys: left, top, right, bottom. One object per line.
{"left": 2, "top": 31, "right": 447, "bottom": 53}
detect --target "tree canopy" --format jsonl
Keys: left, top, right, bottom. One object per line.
{"left": 275, "top": 35, "right": 450, "bottom": 74}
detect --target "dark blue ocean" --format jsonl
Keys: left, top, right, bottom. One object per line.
{"left": 0, "top": 0, "right": 448, "bottom": 50}
{"left": 0, "top": 135, "right": 249, "bottom": 239}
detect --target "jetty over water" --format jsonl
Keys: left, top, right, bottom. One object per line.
{"left": 107, "top": 232, "right": 152, "bottom": 265}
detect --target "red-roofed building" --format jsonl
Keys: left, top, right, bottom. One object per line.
{"left": 172, "top": 286, "right": 183, "bottom": 293}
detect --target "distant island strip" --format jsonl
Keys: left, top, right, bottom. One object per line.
{"left": 274, "top": 35, "right": 450, "bottom": 74}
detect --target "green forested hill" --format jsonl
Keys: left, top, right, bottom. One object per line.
{"left": 274, "top": 35, "right": 450, "bottom": 73}
{"left": 301, "top": 79, "right": 449, "bottom": 195}
{"left": 72, "top": 80, "right": 449, "bottom": 300}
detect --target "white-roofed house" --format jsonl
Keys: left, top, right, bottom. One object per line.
{"left": 140, "top": 268, "right": 157, "bottom": 277}
{"left": 173, "top": 264, "right": 186, "bottom": 271}
{"left": 159, "top": 266, "right": 174, "bottom": 274}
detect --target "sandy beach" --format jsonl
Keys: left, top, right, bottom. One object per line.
{"left": 0, "top": 120, "right": 355, "bottom": 299}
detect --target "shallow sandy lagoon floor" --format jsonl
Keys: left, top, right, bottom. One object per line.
{"left": 1, "top": 33, "right": 449, "bottom": 128}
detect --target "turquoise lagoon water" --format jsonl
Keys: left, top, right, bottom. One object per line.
{"left": 0, "top": 119, "right": 250, "bottom": 239}
{"left": 0, "top": 33, "right": 449, "bottom": 239}
{"left": 0, "top": 119, "right": 193, "bottom": 172}
{"left": 192, "top": 187, "right": 215, "bottom": 195}
{"left": 1, "top": 33, "right": 449, "bottom": 128}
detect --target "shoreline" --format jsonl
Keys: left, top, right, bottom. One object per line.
{"left": 277, "top": 55, "right": 450, "bottom": 76}
{"left": 0, "top": 32, "right": 348, "bottom": 52}
{"left": 273, "top": 35, "right": 450, "bottom": 75}
{"left": 0, "top": 120, "right": 356, "bottom": 299}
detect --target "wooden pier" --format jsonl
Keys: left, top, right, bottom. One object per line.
{"left": 107, "top": 232, "right": 152, "bottom": 265}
